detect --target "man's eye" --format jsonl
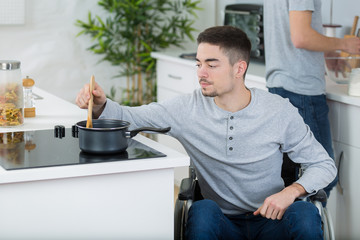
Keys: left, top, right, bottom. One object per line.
{"left": 195, "top": 63, "right": 201, "bottom": 67}
{"left": 209, "top": 65, "right": 216, "bottom": 68}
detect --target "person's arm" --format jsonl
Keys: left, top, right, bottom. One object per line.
{"left": 253, "top": 183, "right": 306, "bottom": 220}
{"left": 254, "top": 100, "right": 336, "bottom": 220}
{"left": 289, "top": 10, "right": 360, "bottom": 54}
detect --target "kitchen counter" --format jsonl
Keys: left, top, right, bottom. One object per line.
{"left": 0, "top": 87, "right": 189, "bottom": 183}
{"left": 0, "top": 132, "right": 190, "bottom": 184}
{"left": 0, "top": 87, "right": 190, "bottom": 239}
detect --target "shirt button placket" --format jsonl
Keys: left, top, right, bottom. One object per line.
{"left": 228, "top": 115, "right": 234, "bottom": 152}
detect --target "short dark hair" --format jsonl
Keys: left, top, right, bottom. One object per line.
{"left": 197, "top": 26, "right": 251, "bottom": 67}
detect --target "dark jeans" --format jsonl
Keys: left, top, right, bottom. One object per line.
{"left": 185, "top": 199, "right": 323, "bottom": 240}
{"left": 268, "top": 87, "right": 338, "bottom": 197}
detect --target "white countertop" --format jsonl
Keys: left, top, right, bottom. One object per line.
{"left": 0, "top": 87, "right": 190, "bottom": 184}
{"left": 325, "top": 79, "right": 360, "bottom": 106}
{"left": 152, "top": 51, "right": 360, "bottom": 107}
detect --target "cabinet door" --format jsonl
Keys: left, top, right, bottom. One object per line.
{"left": 327, "top": 99, "right": 341, "bottom": 143}
{"left": 338, "top": 104, "right": 360, "bottom": 148}
{"left": 156, "top": 59, "right": 198, "bottom": 94}
{"left": 330, "top": 141, "right": 360, "bottom": 239}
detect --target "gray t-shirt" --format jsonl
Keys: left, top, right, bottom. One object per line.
{"left": 100, "top": 88, "right": 336, "bottom": 215}
{"left": 264, "top": 0, "right": 326, "bottom": 95}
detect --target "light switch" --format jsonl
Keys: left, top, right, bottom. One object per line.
{"left": 0, "top": 0, "right": 25, "bottom": 25}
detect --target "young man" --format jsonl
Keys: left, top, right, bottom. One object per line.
{"left": 76, "top": 26, "right": 336, "bottom": 239}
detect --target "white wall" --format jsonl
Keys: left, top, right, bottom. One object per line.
{"left": 0, "top": 0, "right": 215, "bottom": 103}
{"left": 1, "top": 0, "right": 119, "bottom": 103}
{"left": 0, "top": 0, "right": 358, "bottom": 103}
{"left": 321, "top": 0, "right": 360, "bottom": 37}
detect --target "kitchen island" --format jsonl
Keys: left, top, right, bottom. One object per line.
{"left": 0, "top": 88, "right": 189, "bottom": 239}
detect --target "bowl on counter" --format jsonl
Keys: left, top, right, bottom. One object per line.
{"left": 325, "top": 56, "right": 360, "bottom": 84}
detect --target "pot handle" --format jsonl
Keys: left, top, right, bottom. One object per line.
{"left": 129, "top": 127, "right": 171, "bottom": 138}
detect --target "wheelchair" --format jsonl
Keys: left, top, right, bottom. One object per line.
{"left": 174, "top": 154, "right": 335, "bottom": 240}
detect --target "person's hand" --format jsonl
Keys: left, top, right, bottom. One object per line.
{"left": 76, "top": 81, "right": 107, "bottom": 118}
{"left": 342, "top": 37, "right": 360, "bottom": 55}
{"left": 253, "top": 183, "right": 305, "bottom": 220}
{"left": 325, "top": 51, "right": 351, "bottom": 78}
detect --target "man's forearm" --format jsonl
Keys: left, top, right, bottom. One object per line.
{"left": 289, "top": 10, "right": 355, "bottom": 53}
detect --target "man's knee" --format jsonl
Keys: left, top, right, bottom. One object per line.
{"left": 286, "top": 201, "right": 320, "bottom": 221}
{"left": 188, "top": 199, "right": 223, "bottom": 225}
{"left": 186, "top": 199, "right": 223, "bottom": 239}
{"left": 283, "top": 201, "right": 323, "bottom": 239}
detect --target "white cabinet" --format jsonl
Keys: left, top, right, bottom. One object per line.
{"left": 157, "top": 58, "right": 198, "bottom": 95}
{"left": 327, "top": 99, "right": 360, "bottom": 240}
{"left": 245, "top": 74, "right": 267, "bottom": 90}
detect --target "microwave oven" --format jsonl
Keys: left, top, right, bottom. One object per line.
{"left": 224, "top": 4, "right": 264, "bottom": 62}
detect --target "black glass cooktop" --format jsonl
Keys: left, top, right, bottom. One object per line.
{"left": 0, "top": 128, "right": 166, "bottom": 170}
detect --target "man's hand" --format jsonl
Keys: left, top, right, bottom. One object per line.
{"left": 76, "top": 81, "right": 107, "bottom": 118}
{"left": 325, "top": 51, "right": 352, "bottom": 78}
{"left": 342, "top": 37, "right": 360, "bottom": 55}
{"left": 253, "top": 183, "right": 306, "bottom": 220}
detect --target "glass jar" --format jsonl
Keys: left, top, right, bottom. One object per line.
{"left": 0, "top": 60, "right": 24, "bottom": 127}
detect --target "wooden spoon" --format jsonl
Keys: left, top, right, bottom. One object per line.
{"left": 86, "top": 75, "right": 95, "bottom": 128}
{"left": 350, "top": 16, "right": 359, "bottom": 36}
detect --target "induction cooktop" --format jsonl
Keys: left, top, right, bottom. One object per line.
{"left": 0, "top": 128, "right": 166, "bottom": 170}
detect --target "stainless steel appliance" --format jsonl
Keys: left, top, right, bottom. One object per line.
{"left": 224, "top": 4, "right": 264, "bottom": 62}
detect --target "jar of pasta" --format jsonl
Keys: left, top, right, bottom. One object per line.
{"left": 0, "top": 61, "right": 24, "bottom": 127}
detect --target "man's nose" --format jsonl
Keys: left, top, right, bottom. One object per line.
{"left": 197, "top": 66, "right": 208, "bottom": 78}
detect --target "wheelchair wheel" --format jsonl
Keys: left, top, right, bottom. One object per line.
{"left": 322, "top": 207, "right": 335, "bottom": 240}
{"left": 314, "top": 201, "right": 335, "bottom": 240}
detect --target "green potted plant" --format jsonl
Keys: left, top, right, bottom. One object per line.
{"left": 76, "top": 0, "right": 201, "bottom": 106}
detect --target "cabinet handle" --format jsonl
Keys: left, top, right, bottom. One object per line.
{"left": 168, "top": 74, "right": 182, "bottom": 80}
{"left": 337, "top": 151, "right": 344, "bottom": 195}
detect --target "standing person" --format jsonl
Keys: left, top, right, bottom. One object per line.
{"left": 76, "top": 26, "right": 336, "bottom": 239}
{"left": 264, "top": 0, "right": 360, "bottom": 197}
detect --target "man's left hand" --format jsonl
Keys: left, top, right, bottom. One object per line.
{"left": 253, "top": 183, "right": 306, "bottom": 220}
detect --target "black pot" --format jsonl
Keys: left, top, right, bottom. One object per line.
{"left": 72, "top": 119, "right": 170, "bottom": 154}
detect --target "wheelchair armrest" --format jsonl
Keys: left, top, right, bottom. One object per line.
{"left": 178, "top": 177, "right": 196, "bottom": 201}
{"left": 309, "top": 189, "right": 327, "bottom": 203}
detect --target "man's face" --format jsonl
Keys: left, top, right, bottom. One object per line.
{"left": 196, "top": 43, "right": 238, "bottom": 98}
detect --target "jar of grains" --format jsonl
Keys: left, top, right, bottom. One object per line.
{"left": 0, "top": 60, "right": 24, "bottom": 127}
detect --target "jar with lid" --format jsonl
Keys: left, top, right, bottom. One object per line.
{"left": 0, "top": 60, "right": 24, "bottom": 127}
{"left": 23, "top": 76, "right": 36, "bottom": 117}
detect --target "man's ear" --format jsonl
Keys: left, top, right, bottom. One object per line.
{"left": 234, "top": 60, "right": 247, "bottom": 79}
